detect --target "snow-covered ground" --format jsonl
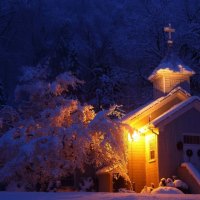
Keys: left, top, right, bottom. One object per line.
{"left": 0, "top": 192, "right": 200, "bottom": 200}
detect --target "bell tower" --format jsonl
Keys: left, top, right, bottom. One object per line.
{"left": 148, "top": 24, "right": 195, "bottom": 99}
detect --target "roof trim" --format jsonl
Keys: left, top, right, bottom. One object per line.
{"left": 148, "top": 51, "right": 195, "bottom": 80}
{"left": 122, "top": 87, "right": 190, "bottom": 123}
{"left": 151, "top": 96, "right": 200, "bottom": 127}
{"left": 96, "top": 164, "right": 118, "bottom": 175}
{"left": 148, "top": 68, "right": 195, "bottom": 81}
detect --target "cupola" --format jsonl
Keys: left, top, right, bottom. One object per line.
{"left": 148, "top": 24, "right": 195, "bottom": 99}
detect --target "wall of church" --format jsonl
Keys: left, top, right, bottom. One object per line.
{"left": 145, "top": 133, "right": 159, "bottom": 187}
{"left": 97, "top": 173, "right": 113, "bottom": 192}
{"left": 128, "top": 136, "right": 146, "bottom": 192}
{"left": 152, "top": 74, "right": 190, "bottom": 99}
{"left": 158, "top": 107, "right": 200, "bottom": 180}
{"left": 164, "top": 75, "right": 190, "bottom": 94}
{"left": 153, "top": 76, "right": 164, "bottom": 99}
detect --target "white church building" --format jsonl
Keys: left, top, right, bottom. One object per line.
{"left": 98, "top": 24, "right": 200, "bottom": 194}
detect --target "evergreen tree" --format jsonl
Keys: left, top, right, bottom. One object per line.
{"left": 0, "top": 81, "right": 5, "bottom": 105}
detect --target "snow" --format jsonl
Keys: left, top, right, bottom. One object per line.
{"left": 166, "top": 178, "right": 175, "bottom": 187}
{"left": 96, "top": 164, "right": 119, "bottom": 175}
{"left": 181, "top": 163, "right": 200, "bottom": 186}
{"left": 157, "top": 178, "right": 188, "bottom": 191}
{"left": 151, "top": 96, "right": 200, "bottom": 126}
{"left": 173, "top": 180, "right": 188, "bottom": 190}
{"left": 0, "top": 192, "right": 200, "bottom": 200}
{"left": 0, "top": 68, "right": 131, "bottom": 191}
{"left": 79, "top": 177, "right": 94, "bottom": 191}
{"left": 140, "top": 186, "right": 153, "bottom": 194}
{"left": 151, "top": 187, "right": 183, "bottom": 194}
{"left": 122, "top": 87, "right": 190, "bottom": 123}
{"left": 148, "top": 51, "right": 195, "bottom": 80}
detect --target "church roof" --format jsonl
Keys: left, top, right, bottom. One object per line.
{"left": 96, "top": 164, "right": 118, "bottom": 175}
{"left": 122, "top": 87, "right": 190, "bottom": 123}
{"left": 148, "top": 51, "right": 195, "bottom": 80}
{"left": 151, "top": 96, "right": 200, "bottom": 127}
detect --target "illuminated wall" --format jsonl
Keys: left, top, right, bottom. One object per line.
{"left": 145, "top": 133, "right": 159, "bottom": 187}
{"left": 151, "top": 71, "right": 191, "bottom": 99}
{"left": 127, "top": 133, "right": 146, "bottom": 192}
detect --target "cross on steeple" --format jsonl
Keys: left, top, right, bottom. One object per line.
{"left": 164, "top": 23, "right": 175, "bottom": 47}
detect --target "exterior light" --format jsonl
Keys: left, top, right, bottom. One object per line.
{"left": 138, "top": 127, "right": 148, "bottom": 134}
{"left": 128, "top": 130, "right": 140, "bottom": 142}
{"left": 132, "top": 130, "right": 140, "bottom": 141}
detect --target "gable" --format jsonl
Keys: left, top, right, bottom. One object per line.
{"left": 150, "top": 96, "right": 200, "bottom": 128}
{"left": 122, "top": 87, "right": 190, "bottom": 128}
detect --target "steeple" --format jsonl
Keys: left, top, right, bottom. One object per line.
{"left": 148, "top": 24, "right": 195, "bottom": 99}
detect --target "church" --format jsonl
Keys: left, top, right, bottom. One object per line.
{"left": 98, "top": 25, "right": 200, "bottom": 193}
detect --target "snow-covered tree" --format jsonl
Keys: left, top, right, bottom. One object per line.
{"left": 87, "top": 106, "right": 129, "bottom": 180}
{"left": 0, "top": 66, "right": 130, "bottom": 191}
{"left": 82, "top": 65, "right": 135, "bottom": 111}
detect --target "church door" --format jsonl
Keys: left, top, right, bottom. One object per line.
{"left": 183, "top": 135, "right": 200, "bottom": 170}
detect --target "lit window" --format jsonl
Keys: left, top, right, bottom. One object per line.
{"left": 148, "top": 135, "right": 156, "bottom": 162}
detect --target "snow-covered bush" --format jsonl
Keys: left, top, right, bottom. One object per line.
{"left": 140, "top": 183, "right": 154, "bottom": 194}
{"left": 79, "top": 177, "right": 94, "bottom": 191}
{"left": 159, "top": 178, "right": 167, "bottom": 187}
{"left": 151, "top": 187, "right": 183, "bottom": 194}
{"left": 158, "top": 177, "right": 189, "bottom": 194}
{"left": 140, "top": 177, "right": 189, "bottom": 194}
{"left": 173, "top": 179, "right": 189, "bottom": 193}
{"left": 166, "top": 178, "right": 175, "bottom": 187}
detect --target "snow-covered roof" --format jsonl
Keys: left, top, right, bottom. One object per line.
{"left": 181, "top": 162, "right": 200, "bottom": 187}
{"left": 151, "top": 96, "right": 200, "bottom": 127}
{"left": 122, "top": 87, "right": 190, "bottom": 123}
{"left": 148, "top": 51, "right": 195, "bottom": 80}
{"left": 96, "top": 164, "right": 118, "bottom": 175}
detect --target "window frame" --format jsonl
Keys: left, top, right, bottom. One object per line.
{"left": 148, "top": 134, "right": 156, "bottom": 163}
